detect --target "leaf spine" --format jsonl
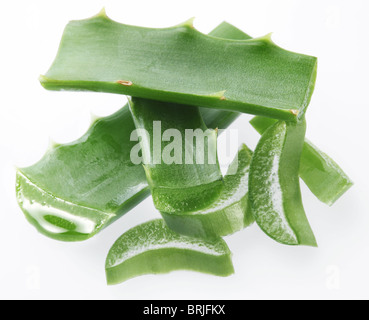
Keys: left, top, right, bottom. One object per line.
{"left": 290, "top": 109, "right": 299, "bottom": 116}
{"left": 117, "top": 80, "right": 133, "bottom": 87}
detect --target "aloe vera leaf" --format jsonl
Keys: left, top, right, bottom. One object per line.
{"left": 129, "top": 97, "right": 224, "bottom": 213}
{"left": 250, "top": 116, "right": 353, "bottom": 205}
{"left": 16, "top": 107, "right": 150, "bottom": 241}
{"left": 40, "top": 10, "right": 317, "bottom": 121}
{"left": 161, "top": 144, "right": 254, "bottom": 239}
{"left": 249, "top": 119, "right": 317, "bottom": 247}
{"left": 15, "top": 22, "right": 253, "bottom": 242}
{"left": 105, "top": 219, "right": 234, "bottom": 285}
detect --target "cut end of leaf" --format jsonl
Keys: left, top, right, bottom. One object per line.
{"left": 16, "top": 171, "right": 114, "bottom": 242}
{"left": 326, "top": 179, "right": 354, "bottom": 207}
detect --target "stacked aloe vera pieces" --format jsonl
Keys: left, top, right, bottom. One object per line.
{"left": 16, "top": 10, "right": 352, "bottom": 285}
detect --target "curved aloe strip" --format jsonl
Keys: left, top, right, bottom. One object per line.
{"left": 249, "top": 119, "right": 317, "bottom": 247}
{"left": 250, "top": 116, "right": 353, "bottom": 205}
{"left": 16, "top": 23, "right": 250, "bottom": 242}
{"left": 161, "top": 144, "right": 254, "bottom": 239}
{"left": 106, "top": 219, "right": 234, "bottom": 285}
{"left": 41, "top": 10, "right": 317, "bottom": 121}
{"left": 129, "top": 97, "right": 223, "bottom": 213}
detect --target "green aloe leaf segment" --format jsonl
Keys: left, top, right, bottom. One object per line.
{"left": 249, "top": 119, "right": 317, "bottom": 247}
{"left": 105, "top": 219, "right": 234, "bottom": 285}
{"left": 16, "top": 107, "right": 149, "bottom": 241}
{"left": 129, "top": 97, "right": 223, "bottom": 214}
{"left": 41, "top": 10, "right": 317, "bottom": 121}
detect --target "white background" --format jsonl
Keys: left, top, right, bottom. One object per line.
{"left": 0, "top": 0, "right": 368, "bottom": 300}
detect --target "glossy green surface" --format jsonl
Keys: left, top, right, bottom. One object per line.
{"left": 129, "top": 97, "right": 223, "bottom": 213}
{"left": 249, "top": 119, "right": 317, "bottom": 247}
{"left": 16, "top": 22, "right": 251, "bottom": 242}
{"left": 16, "top": 106, "right": 150, "bottom": 241}
{"left": 197, "top": 22, "right": 248, "bottom": 128}
{"left": 106, "top": 219, "right": 234, "bottom": 285}
{"left": 250, "top": 116, "right": 353, "bottom": 205}
{"left": 161, "top": 144, "right": 254, "bottom": 239}
{"left": 41, "top": 10, "right": 317, "bottom": 121}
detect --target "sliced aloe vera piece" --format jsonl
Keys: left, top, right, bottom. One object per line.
{"left": 16, "top": 22, "right": 250, "bottom": 242}
{"left": 41, "top": 10, "right": 317, "bottom": 121}
{"left": 129, "top": 97, "right": 223, "bottom": 213}
{"left": 16, "top": 107, "right": 150, "bottom": 241}
{"left": 249, "top": 119, "right": 317, "bottom": 247}
{"left": 106, "top": 219, "right": 234, "bottom": 285}
{"left": 161, "top": 144, "right": 254, "bottom": 239}
{"left": 250, "top": 116, "right": 353, "bottom": 205}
